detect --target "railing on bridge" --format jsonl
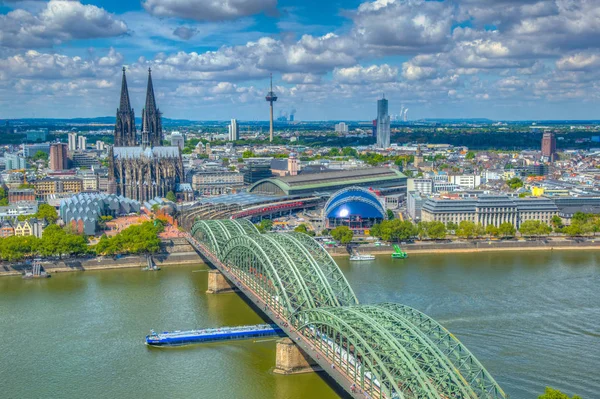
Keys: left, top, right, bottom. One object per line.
{"left": 188, "top": 218, "right": 507, "bottom": 399}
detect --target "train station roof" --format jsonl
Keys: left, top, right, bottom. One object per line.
{"left": 248, "top": 168, "right": 406, "bottom": 196}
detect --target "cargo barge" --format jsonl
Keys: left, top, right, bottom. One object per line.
{"left": 145, "top": 324, "right": 283, "bottom": 346}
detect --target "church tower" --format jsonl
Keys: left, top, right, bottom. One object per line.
{"left": 114, "top": 67, "right": 136, "bottom": 146}
{"left": 142, "top": 68, "right": 163, "bottom": 147}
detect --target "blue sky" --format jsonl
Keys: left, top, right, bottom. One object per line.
{"left": 1, "top": 0, "right": 600, "bottom": 121}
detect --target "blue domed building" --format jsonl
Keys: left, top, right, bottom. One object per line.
{"left": 324, "top": 187, "right": 387, "bottom": 232}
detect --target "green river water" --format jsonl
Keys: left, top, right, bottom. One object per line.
{"left": 1, "top": 251, "right": 599, "bottom": 399}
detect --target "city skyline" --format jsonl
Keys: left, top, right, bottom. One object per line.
{"left": 1, "top": 0, "right": 600, "bottom": 121}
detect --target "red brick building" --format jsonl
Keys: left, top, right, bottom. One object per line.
{"left": 8, "top": 188, "right": 36, "bottom": 204}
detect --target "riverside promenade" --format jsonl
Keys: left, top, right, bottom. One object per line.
{"left": 326, "top": 237, "right": 600, "bottom": 256}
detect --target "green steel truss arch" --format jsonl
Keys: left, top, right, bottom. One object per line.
{"left": 292, "top": 305, "right": 507, "bottom": 399}
{"left": 191, "top": 219, "right": 258, "bottom": 256}
{"left": 220, "top": 234, "right": 314, "bottom": 315}
{"left": 219, "top": 233, "right": 358, "bottom": 316}
{"left": 376, "top": 303, "right": 507, "bottom": 399}
{"left": 286, "top": 232, "right": 359, "bottom": 306}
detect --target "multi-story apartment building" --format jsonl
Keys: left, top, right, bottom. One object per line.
{"left": 34, "top": 178, "right": 83, "bottom": 199}
{"left": 8, "top": 188, "right": 36, "bottom": 204}
{"left": 192, "top": 170, "right": 244, "bottom": 196}
{"left": 448, "top": 174, "right": 481, "bottom": 189}
{"left": 0, "top": 220, "right": 14, "bottom": 237}
{"left": 14, "top": 218, "right": 45, "bottom": 238}
{"left": 408, "top": 178, "right": 433, "bottom": 195}
{"left": 407, "top": 191, "right": 425, "bottom": 220}
{"left": 421, "top": 195, "right": 558, "bottom": 228}
{"left": 23, "top": 143, "right": 50, "bottom": 157}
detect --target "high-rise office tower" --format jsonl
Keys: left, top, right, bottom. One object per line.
{"left": 541, "top": 131, "right": 557, "bottom": 161}
{"left": 5, "top": 153, "right": 27, "bottom": 170}
{"left": 228, "top": 119, "right": 239, "bottom": 141}
{"left": 49, "top": 143, "right": 68, "bottom": 171}
{"left": 78, "top": 135, "right": 87, "bottom": 151}
{"left": 335, "top": 122, "right": 348, "bottom": 133}
{"left": 376, "top": 96, "right": 390, "bottom": 148}
{"left": 68, "top": 132, "right": 77, "bottom": 152}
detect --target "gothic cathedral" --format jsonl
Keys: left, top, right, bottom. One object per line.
{"left": 108, "top": 68, "right": 184, "bottom": 202}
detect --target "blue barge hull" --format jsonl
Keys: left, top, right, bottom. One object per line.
{"left": 146, "top": 324, "right": 283, "bottom": 346}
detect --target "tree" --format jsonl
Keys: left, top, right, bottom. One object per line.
{"left": 446, "top": 222, "right": 458, "bottom": 232}
{"left": 519, "top": 220, "right": 552, "bottom": 238}
{"left": 0, "top": 235, "right": 39, "bottom": 261}
{"left": 563, "top": 223, "right": 583, "bottom": 237}
{"left": 256, "top": 219, "right": 273, "bottom": 233}
{"left": 485, "top": 224, "right": 499, "bottom": 238}
{"left": 31, "top": 150, "right": 49, "bottom": 161}
{"left": 465, "top": 151, "right": 475, "bottom": 160}
{"left": 426, "top": 221, "right": 447, "bottom": 240}
{"left": 0, "top": 187, "right": 7, "bottom": 206}
{"left": 371, "top": 220, "right": 417, "bottom": 242}
{"left": 341, "top": 147, "right": 358, "bottom": 157}
{"left": 166, "top": 191, "right": 177, "bottom": 202}
{"left": 94, "top": 222, "right": 160, "bottom": 256}
{"left": 571, "top": 212, "right": 589, "bottom": 224}
{"left": 538, "top": 387, "right": 582, "bottom": 399}
{"left": 331, "top": 226, "right": 354, "bottom": 244}
{"left": 294, "top": 224, "right": 314, "bottom": 236}
{"left": 386, "top": 209, "right": 395, "bottom": 220}
{"left": 36, "top": 204, "right": 58, "bottom": 224}
{"left": 39, "top": 225, "right": 68, "bottom": 258}
{"left": 456, "top": 221, "right": 476, "bottom": 239}
{"left": 242, "top": 150, "right": 255, "bottom": 158}
{"left": 498, "top": 222, "right": 516, "bottom": 238}
{"left": 506, "top": 177, "right": 524, "bottom": 190}
{"left": 551, "top": 215, "right": 564, "bottom": 230}
{"left": 474, "top": 223, "right": 485, "bottom": 238}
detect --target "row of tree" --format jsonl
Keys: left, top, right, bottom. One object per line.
{"left": 368, "top": 219, "right": 554, "bottom": 242}
{"left": 94, "top": 222, "right": 162, "bottom": 256}
{"left": 0, "top": 225, "right": 87, "bottom": 261}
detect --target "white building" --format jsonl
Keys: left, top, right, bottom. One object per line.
{"left": 68, "top": 132, "right": 77, "bottom": 152}
{"left": 77, "top": 135, "right": 87, "bottom": 151}
{"left": 407, "top": 178, "right": 433, "bottom": 195}
{"left": 448, "top": 174, "right": 481, "bottom": 189}
{"left": 228, "top": 119, "right": 239, "bottom": 141}
{"left": 335, "top": 122, "right": 349, "bottom": 133}
{"left": 96, "top": 141, "right": 105, "bottom": 151}
{"left": 170, "top": 132, "right": 185, "bottom": 149}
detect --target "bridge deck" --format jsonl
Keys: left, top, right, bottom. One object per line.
{"left": 185, "top": 235, "right": 367, "bottom": 399}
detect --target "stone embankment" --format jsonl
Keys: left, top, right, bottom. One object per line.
{"left": 0, "top": 238, "right": 203, "bottom": 277}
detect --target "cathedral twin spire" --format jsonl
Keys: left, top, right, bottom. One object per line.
{"left": 114, "top": 67, "right": 163, "bottom": 147}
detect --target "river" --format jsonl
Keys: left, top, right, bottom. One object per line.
{"left": 1, "top": 251, "right": 598, "bottom": 399}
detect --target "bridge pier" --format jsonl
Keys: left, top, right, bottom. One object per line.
{"left": 273, "top": 338, "right": 321, "bottom": 375}
{"left": 206, "top": 270, "right": 237, "bottom": 294}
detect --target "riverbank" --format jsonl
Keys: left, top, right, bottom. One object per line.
{"left": 0, "top": 238, "right": 204, "bottom": 277}
{"left": 326, "top": 238, "right": 600, "bottom": 256}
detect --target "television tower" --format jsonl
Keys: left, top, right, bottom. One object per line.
{"left": 265, "top": 73, "right": 278, "bottom": 142}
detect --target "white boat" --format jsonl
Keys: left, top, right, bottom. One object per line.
{"left": 349, "top": 252, "right": 375, "bottom": 261}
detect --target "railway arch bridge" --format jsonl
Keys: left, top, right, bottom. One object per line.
{"left": 187, "top": 218, "right": 507, "bottom": 399}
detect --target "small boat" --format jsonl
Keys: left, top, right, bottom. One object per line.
{"left": 391, "top": 244, "right": 408, "bottom": 259}
{"left": 23, "top": 259, "right": 51, "bottom": 279}
{"left": 350, "top": 251, "right": 375, "bottom": 261}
